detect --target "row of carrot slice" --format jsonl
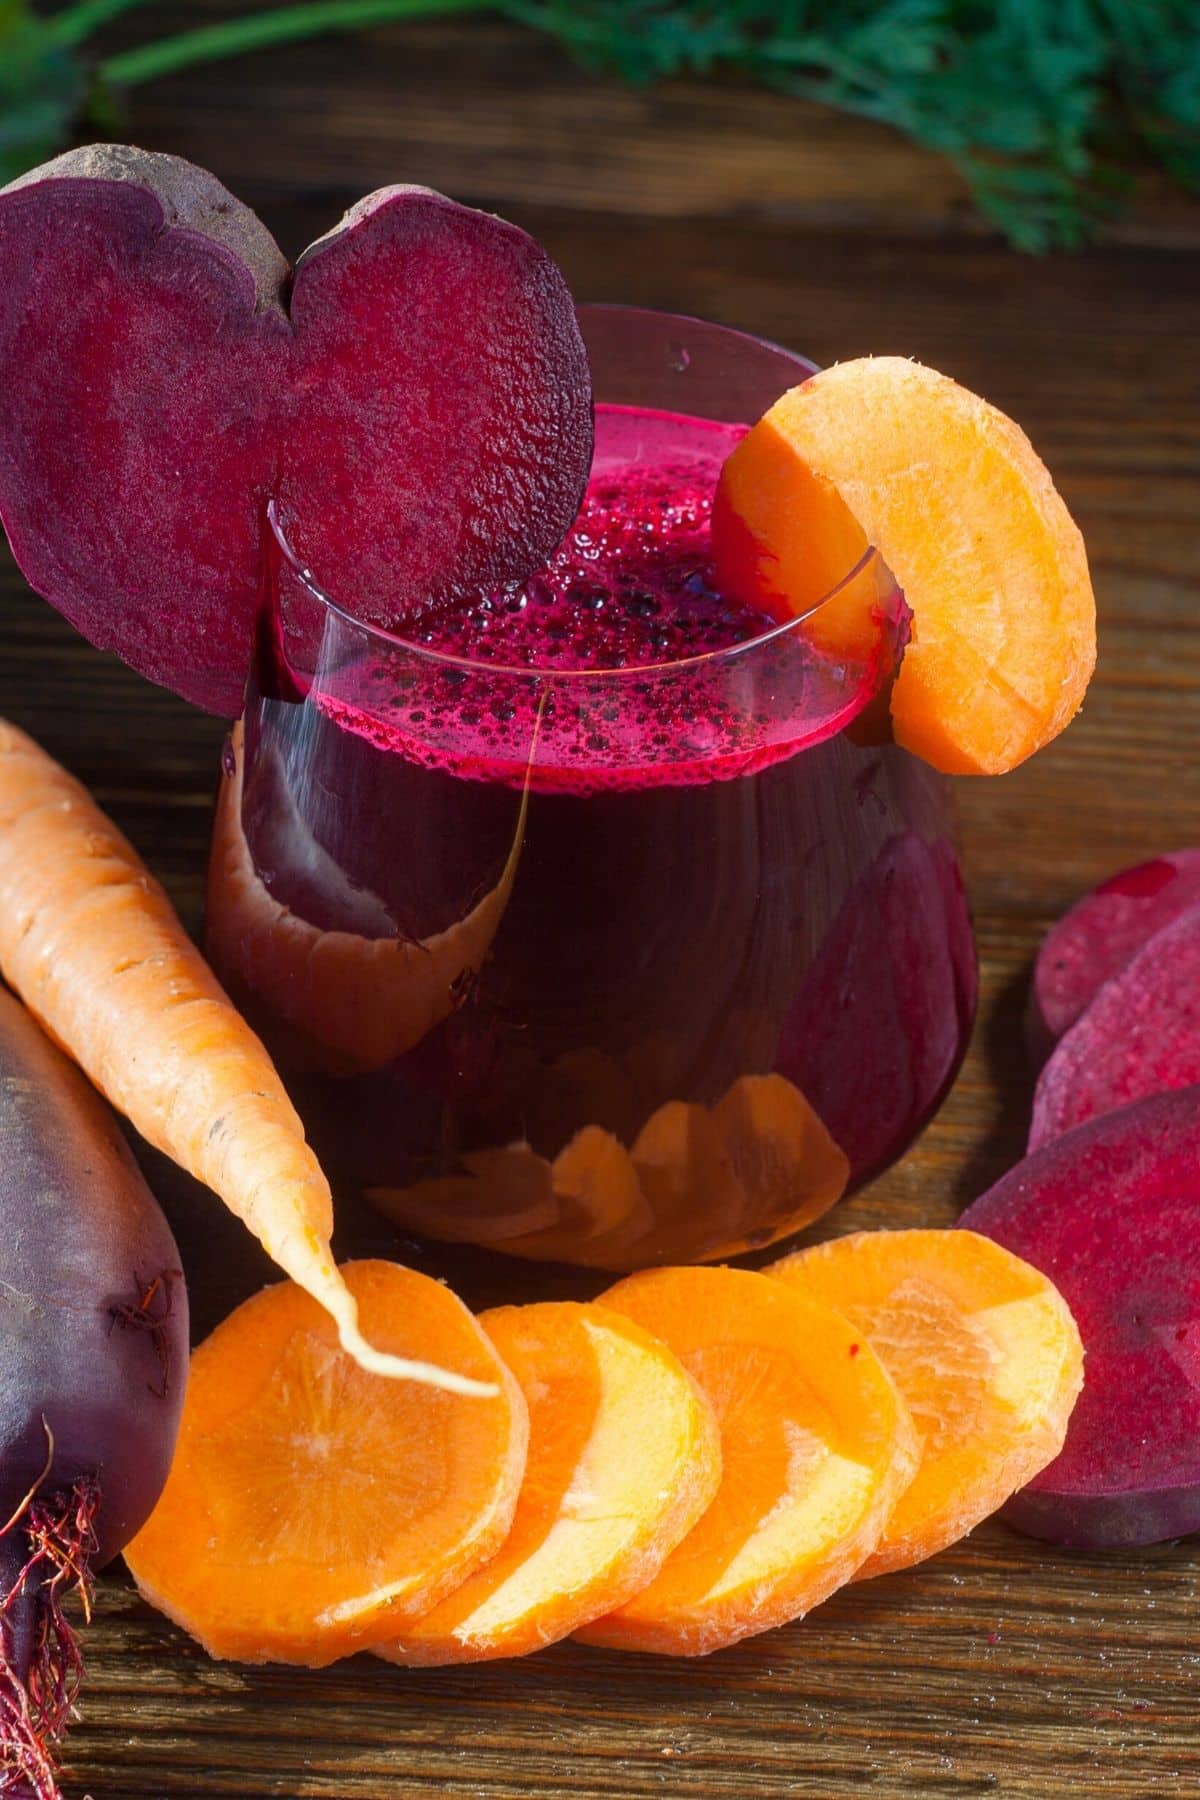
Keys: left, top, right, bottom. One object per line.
{"left": 125, "top": 1229, "right": 1084, "bottom": 1665}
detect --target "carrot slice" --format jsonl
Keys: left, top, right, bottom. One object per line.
{"left": 371, "top": 1145, "right": 563, "bottom": 1247}
{"left": 713, "top": 1073, "right": 849, "bottom": 1242}
{"left": 769, "top": 1229, "right": 1084, "bottom": 1577}
{"left": 0, "top": 718, "right": 484, "bottom": 1394}
{"left": 376, "top": 1301, "right": 721, "bottom": 1664}
{"left": 625, "top": 1099, "right": 750, "bottom": 1259}
{"left": 576, "top": 1267, "right": 918, "bottom": 1655}
{"left": 208, "top": 722, "right": 529, "bottom": 1075}
{"left": 125, "top": 1260, "right": 529, "bottom": 1664}
{"left": 372, "top": 1073, "right": 848, "bottom": 1269}
{"left": 712, "top": 357, "right": 1096, "bottom": 775}
{"left": 552, "top": 1125, "right": 652, "bottom": 1244}
{"left": 369, "top": 1128, "right": 652, "bottom": 1268}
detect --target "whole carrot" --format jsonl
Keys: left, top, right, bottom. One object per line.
{"left": 0, "top": 718, "right": 492, "bottom": 1397}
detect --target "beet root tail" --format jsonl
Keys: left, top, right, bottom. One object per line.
{"left": 0, "top": 1478, "right": 100, "bottom": 1800}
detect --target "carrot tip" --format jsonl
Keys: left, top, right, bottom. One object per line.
{"left": 335, "top": 1314, "right": 499, "bottom": 1398}
{"left": 299, "top": 1256, "right": 499, "bottom": 1396}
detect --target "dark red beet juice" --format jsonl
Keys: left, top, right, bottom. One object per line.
{"left": 206, "top": 312, "right": 976, "bottom": 1269}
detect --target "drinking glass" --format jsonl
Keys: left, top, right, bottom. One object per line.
{"left": 206, "top": 306, "right": 976, "bottom": 1269}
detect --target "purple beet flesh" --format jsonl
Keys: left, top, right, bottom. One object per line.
{"left": 777, "top": 830, "right": 977, "bottom": 1182}
{"left": 1026, "top": 850, "right": 1200, "bottom": 1067}
{"left": 962, "top": 1086, "right": 1200, "bottom": 1549}
{"left": 1029, "top": 901, "right": 1200, "bottom": 1151}
{"left": 0, "top": 146, "right": 593, "bottom": 716}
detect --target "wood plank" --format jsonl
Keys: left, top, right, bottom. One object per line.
{"left": 0, "top": 67, "right": 1198, "bottom": 1798}
{"left": 89, "top": 9, "right": 1200, "bottom": 248}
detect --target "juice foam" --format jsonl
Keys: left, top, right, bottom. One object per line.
{"left": 399, "top": 409, "right": 764, "bottom": 670}
{"left": 313, "top": 406, "right": 901, "bottom": 793}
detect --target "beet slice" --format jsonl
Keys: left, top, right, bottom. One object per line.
{"left": 961, "top": 1086, "right": 1200, "bottom": 1547}
{"left": 0, "top": 145, "right": 592, "bottom": 715}
{"left": 776, "top": 829, "right": 977, "bottom": 1182}
{"left": 1029, "top": 902, "right": 1200, "bottom": 1151}
{"left": 1026, "top": 850, "right": 1200, "bottom": 1067}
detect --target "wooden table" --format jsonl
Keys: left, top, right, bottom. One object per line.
{"left": 2, "top": 13, "right": 1198, "bottom": 1797}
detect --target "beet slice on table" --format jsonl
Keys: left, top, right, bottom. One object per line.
{"left": 1026, "top": 850, "right": 1200, "bottom": 1067}
{"left": 962, "top": 1085, "right": 1200, "bottom": 1548}
{"left": 0, "top": 145, "right": 593, "bottom": 715}
{"left": 1029, "top": 901, "right": 1200, "bottom": 1151}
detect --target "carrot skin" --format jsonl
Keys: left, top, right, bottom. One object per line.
{"left": 0, "top": 718, "right": 487, "bottom": 1395}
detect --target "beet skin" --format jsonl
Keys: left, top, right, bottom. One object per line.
{"left": 0, "top": 987, "right": 188, "bottom": 1794}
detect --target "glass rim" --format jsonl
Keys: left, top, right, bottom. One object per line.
{"left": 269, "top": 498, "right": 881, "bottom": 686}
{"left": 579, "top": 302, "right": 819, "bottom": 385}
{"left": 268, "top": 303, "right": 876, "bottom": 687}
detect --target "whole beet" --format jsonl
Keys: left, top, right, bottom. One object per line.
{"left": 0, "top": 988, "right": 188, "bottom": 1797}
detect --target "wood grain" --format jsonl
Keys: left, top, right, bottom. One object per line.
{"left": 89, "top": 7, "right": 1200, "bottom": 250}
{"left": 1, "top": 15, "right": 1199, "bottom": 1796}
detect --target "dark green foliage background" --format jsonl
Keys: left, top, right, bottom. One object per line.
{"left": 2, "top": 0, "right": 1199, "bottom": 247}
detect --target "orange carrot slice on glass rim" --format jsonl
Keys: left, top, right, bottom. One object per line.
{"left": 376, "top": 1300, "right": 721, "bottom": 1665}
{"left": 124, "top": 1260, "right": 529, "bottom": 1666}
{"left": 769, "top": 1229, "right": 1084, "bottom": 1578}
{"left": 712, "top": 356, "right": 1096, "bottom": 776}
{"left": 576, "top": 1266, "right": 919, "bottom": 1656}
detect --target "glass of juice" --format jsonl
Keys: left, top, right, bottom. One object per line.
{"left": 206, "top": 306, "right": 977, "bottom": 1270}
